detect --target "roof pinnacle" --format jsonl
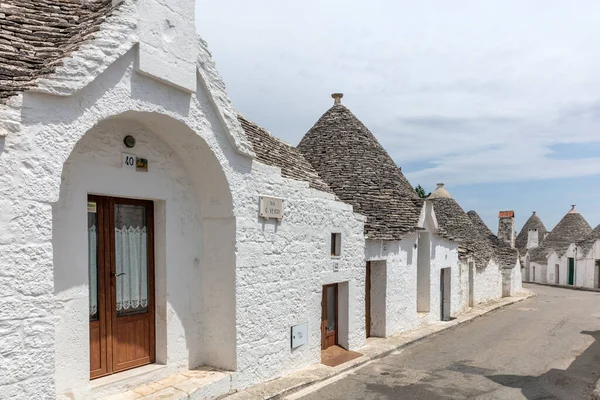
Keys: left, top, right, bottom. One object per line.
{"left": 331, "top": 93, "right": 343, "bottom": 105}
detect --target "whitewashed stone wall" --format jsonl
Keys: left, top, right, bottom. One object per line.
{"left": 528, "top": 261, "right": 547, "bottom": 283}
{"left": 502, "top": 263, "right": 522, "bottom": 296}
{"left": 576, "top": 242, "right": 600, "bottom": 288}
{"left": 365, "top": 233, "right": 459, "bottom": 336}
{"left": 366, "top": 238, "right": 420, "bottom": 336}
{"left": 424, "top": 236, "right": 460, "bottom": 322}
{"left": 472, "top": 261, "right": 503, "bottom": 305}
{"left": 456, "top": 259, "right": 471, "bottom": 313}
{"left": 548, "top": 246, "right": 578, "bottom": 286}
{"left": 232, "top": 161, "right": 365, "bottom": 389}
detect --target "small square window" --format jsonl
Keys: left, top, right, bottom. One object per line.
{"left": 331, "top": 233, "right": 342, "bottom": 257}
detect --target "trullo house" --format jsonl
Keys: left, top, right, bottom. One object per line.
{"left": 298, "top": 95, "right": 463, "bottom": 333}
{"left": 524, "top": 206, "right": 592, "bottom": 285}
{"left": 0, "top": 1, "right": 369, "bottom": 398}
{"left": 427, "top": 184, "right": 503, "bottom": 309}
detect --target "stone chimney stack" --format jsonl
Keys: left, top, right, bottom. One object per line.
{"left": 332, "top": 93, "right": 343, "bottom": 105}
{"left": 497, "top": 210, "right": 515, "bottom": 248}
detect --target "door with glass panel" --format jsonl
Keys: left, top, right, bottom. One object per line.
{"left": 321, "top": 284, "right": 338, "bottom": 350}
{"left": 88, "top": 195, "right": 155, "bottom": 379}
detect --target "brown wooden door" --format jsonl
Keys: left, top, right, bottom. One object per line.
{"left": 365, "top": 262, "right": 371, "bottom": 338}
{"left": 89, "top": 196, "right": 155, "bottom": 379}
{"left": 321, "top": 284, "right": 338, "bottom": 350}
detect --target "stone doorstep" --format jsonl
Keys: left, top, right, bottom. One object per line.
{"left": 221, "top": 291, "right": 536, "bottom": 400}
{"left": 101, "top": 367, "right": 232, "bottom": 400}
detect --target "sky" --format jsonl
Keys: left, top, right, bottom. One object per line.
{"left": 196, "top": 0, "right": 600, "bottom": 233}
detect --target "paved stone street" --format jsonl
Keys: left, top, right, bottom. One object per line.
{"left": 295, "top": 284, "right": 600, "bottom": 400}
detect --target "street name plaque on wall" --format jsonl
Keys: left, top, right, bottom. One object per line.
{"left": 259, "top": 196, "right": 284, "bottom": 220}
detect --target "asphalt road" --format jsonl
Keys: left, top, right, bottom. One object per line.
{"left": 297, "top": 284, "right": 600, "bottom": 400}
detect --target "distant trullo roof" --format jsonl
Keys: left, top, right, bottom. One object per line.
{"left": 515, "top": 212, "right": 548, "bottom": 251}
{"left": 297, "top": 94, "right": 423, "bottom": 240}
{"left": 541, "top": 205, "right": 592, "bottom": 256}
{"left": 577, "top": 224, "right": 600, "bottom": 258}
{"left": 428, "top": 184, "right": 494, "bottom": 268}
{"left": 467, "top": 210, "right": 519, "bottom": 269}
{"left": 0, "top": 0, "right": 116, "bottom": 100}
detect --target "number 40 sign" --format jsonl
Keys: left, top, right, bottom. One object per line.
{"left": 122, "top": 153, "right": 148, "bottom": 172}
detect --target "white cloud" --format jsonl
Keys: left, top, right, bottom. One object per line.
{"left": 196, "top": 0, "right": 600, "bottom": 186}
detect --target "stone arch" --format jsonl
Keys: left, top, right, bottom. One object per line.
{"left": 52, "top": 111, "right": 237, "bottom": 396}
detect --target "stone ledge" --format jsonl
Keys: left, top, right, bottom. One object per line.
{"left": 220, "top": 291, "right": 536, "bottom": 400}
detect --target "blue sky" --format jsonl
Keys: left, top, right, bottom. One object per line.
{"left": 196, "top": 0, "right": 600, "bottom": 233}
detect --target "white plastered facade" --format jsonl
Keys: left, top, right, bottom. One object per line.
{"left": 546, "top": 245, "right": 578, "bottom": 286}
{"left": 472, "top": 261, "right": 503, "bottom": 306}
{"left": 502, "top": 260, "right": 523, "bottom": 297}
{"left": 0, "top": 1, "right": 367, "bottom": 398}
{"left": 364, "top": 203, "right": 461, "bottom": 337}
{"left": 575, "top": 241, "right": 600, "bottom": 289}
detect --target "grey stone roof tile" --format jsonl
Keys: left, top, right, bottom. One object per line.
{"left": 297, "top": 100, "right": 422, "bottom": 240}
{"left": 429, "top": 197, "right": 493, "bottom": 268}
{"left": 0, "top": 0, "right": 114, "bottom": 100}
{"left": 467, "top": 210, "right": 519, "bottom": 269}
{"left": 577, "top": 224, "right": 600, "bottom": 258}
{"left": 542, "top": 206, "right": 592, "bottom": 256}
{"left": 238, "top": 114, "right": 334, "bottom": 195}
{"left": 515, "top": 212, "right": 548, "bottom": 251}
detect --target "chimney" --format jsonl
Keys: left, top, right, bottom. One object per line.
{"left": 332, "top": 93, "right": 343, "bottom": 105}
{"left": 497, "top": 210, "right": 515, "bottom": 248}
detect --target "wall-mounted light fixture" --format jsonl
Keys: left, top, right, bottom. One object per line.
{"left": 414, "top": 243, "right": 418, "bottom": 249}
{"left": 123, "top": 135, "right": 136, "bottom": 148}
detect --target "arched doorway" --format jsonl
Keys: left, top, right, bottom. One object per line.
{"left": 52, "top": 112, "right": 237, "bottom": 390}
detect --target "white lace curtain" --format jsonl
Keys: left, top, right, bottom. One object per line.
{"left": 115, "top": 226, "right": 148, "bottom": 311}
{"left": 89, "top": 226, "right": 98, "bottom": 317}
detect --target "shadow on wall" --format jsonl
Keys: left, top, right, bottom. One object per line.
{"left": 485, "top": 329, "right": 600, "bottom": 399}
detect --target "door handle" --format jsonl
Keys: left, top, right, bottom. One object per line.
{"left": 112, "top": 272, "right": 126, "bottom": 278}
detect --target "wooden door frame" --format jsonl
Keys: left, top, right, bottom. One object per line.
{"left": 321, "top": 283, "right": 338, "bottom": 350}
{"left": 365, "top": 262, "right": 371, "bottom": 338}
{"left": 89, "top": 195, "right": 156, "bottom": 379}
{"left": 89, "top": 195, "right": 111, "bottom": 379}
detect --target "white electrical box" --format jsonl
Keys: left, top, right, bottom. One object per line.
{"left": 291, "top": 322, "right": 308, "bottom": 349}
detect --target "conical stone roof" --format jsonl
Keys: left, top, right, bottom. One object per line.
{"left": 298, "top": 95, "right": 423, "bottom": 240}
{"left": 428, "top": 184, "right": 494, "bottom": 268}
{"left": 0, "top": 0, "right": 116, "bottom": 100}
{"left": 515, "top": 212, "right": 548, "bottom": 251}
{"left": 467, "top": 210, "right": 519, "bottom": 269}
{"left": 577, "top": 224, "right": 600, "bottom": 258}
{"left": 238, "top": 115, "right": 334, "bottom": 194}
{"left": 542, "top": 206, "right": 592, "bottom": 256}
